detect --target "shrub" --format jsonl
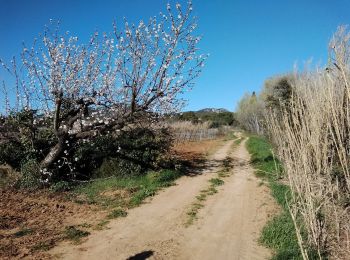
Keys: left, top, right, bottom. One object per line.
{"left": 0, "top": 141, "right": 26, "bottom": 169}
{"left": 19, "top": 159, "right": 42, "bottom": 190}
{"left": 48, "top": 127, "right": 174, "bottom": 180}
{"left": 107, "top": 209, "right": 128, "bottom": 219}
{"left": 50, "top": 181, "right": 72, "bottom": 192}
{"left": 64, "top": 226, "right": 90, "bottom": 242}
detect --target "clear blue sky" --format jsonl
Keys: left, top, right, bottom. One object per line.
{"left": 1, "top": 0, "right": 350, "bottom": 111}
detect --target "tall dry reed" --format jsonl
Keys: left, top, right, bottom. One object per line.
{"left": 164, "top": 121, "right": 229, "bottom": 142}
{"left": 266, "top": 26, "right": 350, "bottom": 259}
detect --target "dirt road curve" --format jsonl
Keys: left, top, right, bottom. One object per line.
{"left": 51, "top": 137, "right": 276, "bottom": 260}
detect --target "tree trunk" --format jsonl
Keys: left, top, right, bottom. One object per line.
{"left": 40, "top": 138, "right": 64, "bottom": 170}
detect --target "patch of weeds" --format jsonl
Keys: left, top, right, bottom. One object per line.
{"left": 32, "top": 241, "right": 54, "bottom": 251}
{"left": 207, "top": 186, "right": 218, "bottom": 194}
{"left": 94, "top": 220, "right": 110, "bottom": 230}
{"left": 107, "top": 208, "right": 128, "bottom": 219}
{"left": 260, "top": 212, "right": 300, "bottom": 257}
{"left": 64, "top": 226, "right": 90, "bottom": 243}
{"left": 186, "top": 202, "right": 204, "bottom": 226}
{"left": 218, "top": 171, "right": 230, "bottom": 178}
{"left": 196, "top": 193, "right": 207, "bottom": 201}
{"left": 234, "top": 137, "right": 243, "bottom": 145}
{"left": 13, "top": 227, "right": 33, "bottom": 237}
{"left": 73, "top": 169, "right": 183, "bottom": 210}
{"left": 50, "top": 181, "right": 72, "bottom": 192}
{"left": 78, "top": 223, "right": 92, "bottom": 228}
{"left": 209, "top": 178, "right": 224, "bottom": 186}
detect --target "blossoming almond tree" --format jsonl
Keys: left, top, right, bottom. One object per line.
{"left": 0, "top": 1, "right": 206, "bottom": 177}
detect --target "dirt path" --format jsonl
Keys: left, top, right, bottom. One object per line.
{"left": 51, "top": 137, "right": 276, "bottom": 260}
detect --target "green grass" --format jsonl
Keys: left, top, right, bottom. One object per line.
{"left": 107, "top": 208, "right": 128, "bottom": 219}
{"left": 246, "top": 135, "right": 302, "bottom": 259}
{"left": 32, "top": 241, "right": 54, "bottom": 251}
{"left": 73, "top": 169, "right": 181, "bottom": 209}
{"left": 64, "top": 226, "right": 90, "bottom": 243}
{"left": 234, "top": 137, "right": 243, "bottom": 145}
{"left": 94, "top": 220, "right": 110, "bottom": 230}
{"left": 13, "top": 227, "right": 33, "bottom": 237}
{"left": 72, "top": 169, "right": 182, "bottom": 224}
{"left": 209, "top": 178, "right": 224, "bottom": 186}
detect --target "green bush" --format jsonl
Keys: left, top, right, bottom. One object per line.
{"left": 94, "top": 157, "right": 143, "bottom": 177}
{"left": 0, "top": 141, "right": 26, "bottom": 169}
{"left": 50, "top": 181, "right": 72, "bottom": 192}
{"left": 88, "top": 127, "right": 173, "bottom": 178}
{"left": 19, "top": 159, "right": 42, "bottom": 189}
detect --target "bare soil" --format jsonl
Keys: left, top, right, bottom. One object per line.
{"left": 50, "top": 137, "right": 277, "bottom": 260}
{"left": 0, "top": 138, "right": 224, "bottom": 260}
{"left": 0, "top": 189, "right": 104, "bottom": 259}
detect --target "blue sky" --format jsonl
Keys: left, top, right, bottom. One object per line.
{"left": 1, "top": 0, "right": 350, "bottom": 111}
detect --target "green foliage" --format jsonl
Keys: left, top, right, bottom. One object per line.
{"left": 246, "top": 136, "right": 282, "bottom": 180}
{"left": 0, "top": 141, "right": 26, "bottom": 169}
{"left": 199, "top": 111, "right": 235, "bottom": 127}
{"left": 107, "top": 209, "right": 128, "bottom": 219}
{"left": 32, "top": 241, "right": 53, "bottom": 251}
{"left": 209, "top": 178, "right": 224, "bottom": 186}
{"left": 75, "top": 127, "right": 173, "bottom": 179}
{"left": 13, "top": 227, "right": 33, "bottom": 237}
{"left": 94, "top": 157, "right": 143, "bottom": 178}
{"left": 19, "top": 159, "right": 42, "bottom": 189}
{"left": 64, "top": 226, "right": 90, "bottom": 242}
{"left": 261, "top": 212, "right": 302, "bottom": 260}
{"left": 172, "top": 110, "right": 236, "bottom": 127}
{"left": 262, "top": 75, "right": 294, "bottom": 112}
{"left": 50, "top": 181, "right": 72, "bottom": 192}
{"left": 235, "top": 92, "right": 265, "bottom": 134}
{"left": 177, "top": 111, "right": 199, "bottom": 123}
{"left": 73, "top": 169, "right": 182, "bottom": 209}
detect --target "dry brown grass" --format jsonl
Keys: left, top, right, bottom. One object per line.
{"left": 266, "top": 26, "right": 350, "bottom": 259}
{"left": 165, "top": 121, "right": 230, "bottom": 141}
{"left": 173, "top": 138, "right": 225, "bottom": 157}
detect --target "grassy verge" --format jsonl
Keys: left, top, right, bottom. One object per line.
{"left": 246, "top": 135, "right": 302, "bottom": 260}
{"left": 73, "top": 169, "right": 182, "bottom": 210}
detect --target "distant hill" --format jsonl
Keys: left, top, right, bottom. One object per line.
{"left": 196, "top": 108, "right": 230, "bottom": 113}
{"left": 168, "top": 108, "right": 236, "bottom": 127}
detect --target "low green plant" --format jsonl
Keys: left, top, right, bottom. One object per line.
{"left": 107, "top": 209, "right": 128, "bottom": 219}
{"left": 209, "top": 178, "right": 224, "bottom": 186}
{"left": 64, "top": 226, "right": 90, "bottom": 243}
{"left": 234, "top": 137, "right": 243, "bottom": 145}
{"left": 32, "top": 241, "right": 54, "bottom": 251}
{"left": 13, "top": 227, "right": 33, "bottom": 237}
{"left": 19, "top": 159, "right": 42, "bottom": 190}
{"left": 73, "top": 169, "right": 182, "bottom": 210}
{"left": 94, "top": 220, "right": 110, "bottom": 230}
{"left": 50, "top": 181, "right": 72, "bottom": 192}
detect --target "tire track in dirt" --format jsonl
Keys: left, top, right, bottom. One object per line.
{"left": 50, "top": 137, "right": 276, "bottom": 260}
{"left": 178, "top": 138, "right": 276, "bottom": 260}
